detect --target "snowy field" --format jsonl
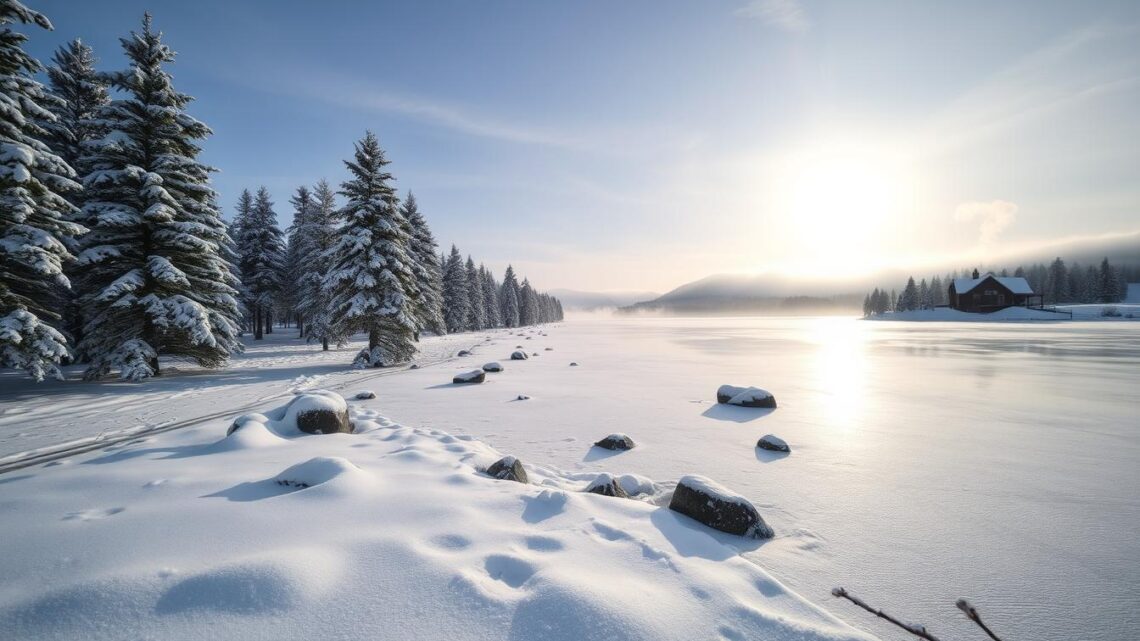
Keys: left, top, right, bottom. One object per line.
{"left": 869, "top": 302, "right": 1140, "bottom": 322}
{"left": 2, "top": 317, "right": 1139, "bottom": 640}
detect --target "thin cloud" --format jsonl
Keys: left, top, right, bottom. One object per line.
{"left": 735, "top": 0, "right": 810, "bottom": 33}
{"left": 954, "top": 200, "right": 1018, "bottom": 244}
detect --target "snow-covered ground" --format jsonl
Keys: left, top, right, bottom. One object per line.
{"left": 2, "top": 317, "right": 1139, "bottom": 640}
{"left": 869, "top": 303, "right": 1140, "bottom": 322}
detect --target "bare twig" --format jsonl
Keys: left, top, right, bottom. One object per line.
{"left": 956, "top": 599, "right": 1004, "bottom": 641}
{"left": 831, "top": 587, "right": 943, "bottom": 641}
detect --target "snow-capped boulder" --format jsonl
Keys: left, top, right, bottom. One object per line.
{"left": 453, "top": 369, "right": 486, "bottom": 384}
{"left": 457, "top": 350, "right": 471, "bottom": 357}
{"left": 515, "top": 394, "right": 530, "bottom": 401}
{"left": 569, "top": 362, "right": 579, "bottom": 367}
{"left": 716, "top": 385, "right": 777, "bottom": 409}
{"left": 756, "top": 434, "right": 789, "bottom": 452}
{"left": 227, "top": 412, "right": 271, "bottom": 436}
{"left": 585, "top": 473, "right": 628, "bottom": 498}
{"left": 284, "top": 392, "right": 352, "bottom": 435}
{"left": 409, "top": 364, "right": 419, "bottom": 370}
{"left": 486, "top": 456, "right": 528, "bottom": 483}
{"left": 669, "top": 475, "right": 774, "bottom": 539}
{"left": 593, "top": 433, "right": 636, "bottom": 451}
{"left": 354, "top": 390, "right": 376, "bottom": 400}
{"left": 510, "top": 351, "right": 529, "bottom": 360}
{"left": 482, "top": 362, "right": 503, "bottom": 372}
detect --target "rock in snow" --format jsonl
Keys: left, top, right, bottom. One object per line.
{"left": 569, "top": 362, "right": 579, "bottom": 367}
{"left": 486, "top": 456, "right": 528, "bottom": 483}
{"left": 453, "top": 369, "right": 486, "bottom": 384}
{"left": 585, "top": 473, "right": 629, "bottom": 498}
{"left": 669, "top": 475, "right": 774, "bottom": 539}
{"left": 285, "top": 392, "right": 352, "bottom": 435}
{"left": 510, "top": 351, "right": 529, "bottom": 360}
{"left": 482, "top": 362, "right": 503, "bottom": 372}
{"left": 716, "top": 384, "right": 777, "bottom": 409}
{"left": 594, "top": 433, "right": 636, "bottom": 451}
{"left": 516, "top": 394, "right": 530, "bottom": 401}
{"left": 544, "top": 347, "right": 553, "bottom": 351}
{"left": 756, "top": 434, "right": 789, "bottom": 452}
{"left": 354, "top": 390, "right": 376, "bottom": 400}
{"left": 457, "top": 350, "right": 471, "bottom": 357}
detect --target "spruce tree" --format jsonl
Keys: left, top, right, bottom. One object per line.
{"left": 41, "top": 38, "right": 110, "bottom": 351}
{"left": 518, "top": 277, "right": 538, "bottom": 325}
{"left": 1046, "top": 257, "right": 1068, "bottom": 304}
{"left": 1096, "top": 258, "right": 1118, "bottom": 303}
{"left": 401, "top": 192, "right": 445, "bottom": 337}
{"left": 442, "top": 245, "right": 468, "bottom": 333}
{"left": 76, "top": 14, "right": 240, "bottom": 380}
{"left": 298, "top": 180, "right": 339, "bottom": 350}
{"left": 284, "top": 185, "right": 315, "bottom": 335}
{"left": 500, "top": 264, "right": 520, "bottom": 327}
{"left": 479, "top": 264, "right": 501, "bottom": 328}
{"left": 900, "top": 277, "right": 919, "bottom": 311}
{"left": 324, "top": 131, "right": 419, "bottom": 367}
{"left": 0, "top": 0, "right": 84, "bottom": 380}
{"left": 233, "top": 187, "right": 284, "bottom": 339}
{"left": 465, "top": 255, "right": 485, "bottom": 330}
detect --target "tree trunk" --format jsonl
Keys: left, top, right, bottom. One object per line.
{"left": 265, "top": 310, "right": 273, "bottom": 334}
{"left": 254, "top": 306, "right": 263, "bottom": 340}
{"left": 149, "top": 355, "right": 160, "bottom": 377}
{"left": 297, "top": 316, "right": 304, "bottom": 337}
{"left": 322, "top": 337, "right": 329, "bottom": 351}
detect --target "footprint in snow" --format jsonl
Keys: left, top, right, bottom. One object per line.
{"left": 483, "top": 554, "right": 536, "bottom": 588}
{"left": 63, "top": 507, "right": 125, "bottom": 521}
{"left": 523, "top": 535, "right": 564, "bottom": 552}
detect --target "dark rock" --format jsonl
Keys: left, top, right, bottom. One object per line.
{"left": 716, "top": 384, "right": 777, "bottom": 409}
{"left": 409, "top": 364, "right": 419, "bottom": 369}
{"left": 544, "top": 347, "right": 553, "bottom": 351}
{"left": 569, "top": 362, "right": 579, "bottom": 367}
{"left": 482, "top": 362, "right": 503, "bottom": 372}
{"left": 354, "top": 390, "right": 376, "bottom": 400}
{"left": 453, "top": 369, "right": 486, "bottom": 384}
{"left": 486, "top": 456, "right": 528, "bottom": 483}
{"left": 516, "top": 394, "right": 530, "bottom": 401}
{"left": 458, "top": 350, "right": 471, "bottom": 357}
{"left": 286, "top": 394, "right": 352, "bottom": 435}
{"left": 668, "top": 475, "right": 773, "bottom": 539}
{"left": 594, "top": 433, "right": 636, "bottom": 451}
{"left": 585, "top": 474, "right": 628, "bottom": 498}
{"left": 756, "top": 435, "right": 789, "bottom": 452}
{"left": 510, "top": 350, "right": 529, "bottom": 360}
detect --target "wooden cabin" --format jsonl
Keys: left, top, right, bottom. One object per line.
{"left": 949, "top": 274, "right": 1041, "bottom": 313}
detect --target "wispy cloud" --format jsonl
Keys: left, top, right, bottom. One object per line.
{"left": 735, "top": 0, "right": 810, "bottom": 33}
{"left": 954, "top": 200, "right": 1018, "bottom": 244}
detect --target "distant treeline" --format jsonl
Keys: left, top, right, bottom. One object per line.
{"left": 864, "top": 257, "right": 1134, "bottom": 316}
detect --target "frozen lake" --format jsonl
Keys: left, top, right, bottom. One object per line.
{"left": 377, "top": 316, "right": 1139, "bottom": 641}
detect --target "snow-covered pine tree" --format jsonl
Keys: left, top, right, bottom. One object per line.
{"left": 500, "top": 264, "right": 520, "bottom": 327}
{"left": 479, "top": 264, "right": 500, "bottom": 328}
{"left": 441, "top": 244, "right": 468, "bottom": 333}
{"left": 298, "top": 179, "right": 339, "bottom": 350}
{"left": 1096, "top": 258, "right": 1117, "bottom": 303}
{"left": 518, "top": 277, "right": 537, "bottom": 326}
{"left": 0, "top": 0, "right": 85, "bottom": 380}
{"left": 284, "top": 184, "right": 315, "bottom": 335}
{"left": 400, "top": 192, "right": 445, "bottom": 338}
{"left": 324, "top": 131, "right": 419, "bottom": 367}
{"left": 76, "top": 14, "right": 241, "bottom": 380}
{"left": 1046, "top": 257, "right": 1068, "bottom": 304}
{"left": 40, "top": 38, "right": 110, "bottom": 351}
{"left": 465, "top": 255, "right": 485, "bottom": 330}
{"left": 40, "top": 39, "right": 108, "bottom": 188}
{"left": 232, "top": 187, "right": 283, "bottom": 339}
{"left": 918, "top": 278, "right": 930, "bottom": 310}
{"left": 930, "top": 276, "right": 944, "bottom": 306}
{"left": 900, "top": 277, "right": 918, "bottom": 311}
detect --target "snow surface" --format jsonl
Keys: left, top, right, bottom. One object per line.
{"left": 870, "top": 304, "right": 1140, "bottom": 322}
{"left": 0, "top": 387, "right": 872, "bottom": 641}
{"left": 2, "top": 317, "right": 1139, "bottom": 641}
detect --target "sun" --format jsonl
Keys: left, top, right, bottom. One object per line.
{"left": 775, "top": 143, "right": 914, "bottom": 275}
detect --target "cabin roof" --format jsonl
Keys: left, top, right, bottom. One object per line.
{"left": 952, "top": 275, "right": 1034, "bottom": 295}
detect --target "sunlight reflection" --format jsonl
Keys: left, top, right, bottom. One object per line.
{"left": 808, "top": 318, "right": 868, "bottom": 430}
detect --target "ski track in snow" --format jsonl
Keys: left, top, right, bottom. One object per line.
{"left": 0, "top": 331, "right": 480, "bottom": 463}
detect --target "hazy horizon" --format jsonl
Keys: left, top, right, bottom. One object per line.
{"left": 27, "top": 0, "right": 1140, "bottom": 292}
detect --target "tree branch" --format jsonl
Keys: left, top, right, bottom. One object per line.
{"left": 956, "top": 599, "right": 1004, "bottom": 641}
{"left": 831, "top": 587, "right": 943, "bottom": 641}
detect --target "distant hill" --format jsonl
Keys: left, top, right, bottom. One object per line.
{"left": 548, "top": 288, "right": 660, "bottom": 311}
{"left": 619, "top": 230, "right": 1140, "bottom": 316}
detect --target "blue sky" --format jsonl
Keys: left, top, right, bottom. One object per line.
{"left": 25, "top": 0, "right": 1140, "bottom": 292}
